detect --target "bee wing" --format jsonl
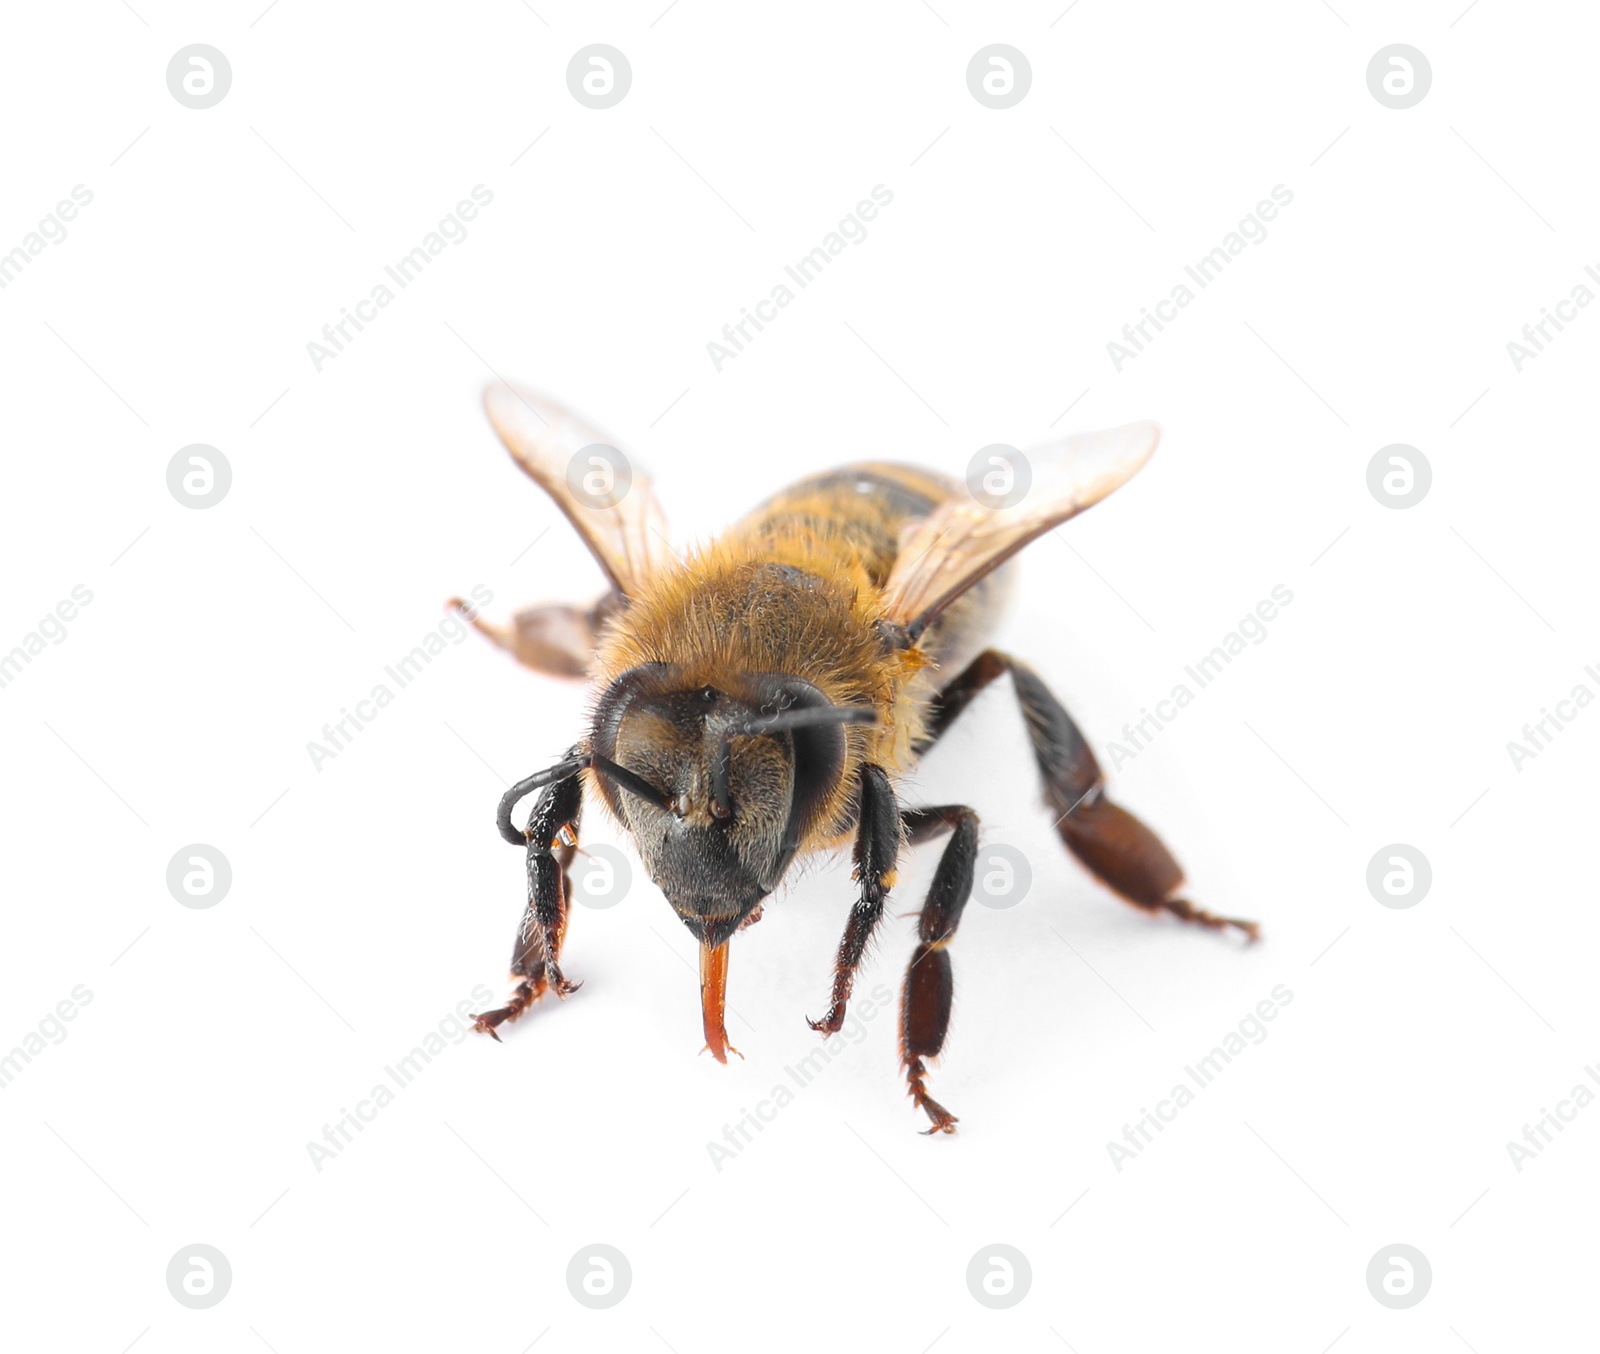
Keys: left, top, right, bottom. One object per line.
{"left": 883, "top": 421, "right": 1161, "bottom": 638}
{"left": 483, "top": 381, "right": 672, "bottom": 597}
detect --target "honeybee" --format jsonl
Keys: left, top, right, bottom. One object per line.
{"left": 456, "top": 382, "right": 1257, "bottom": 1133}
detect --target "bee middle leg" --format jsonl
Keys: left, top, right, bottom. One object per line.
{"left": 897, "top": 805, "right": 980, "bottom": 1135}
{"left": 471, "top": 768, "right": 584, "bottom": 1039}
{"left": 922, "top": 650, "right": 1257, "bottom": 940}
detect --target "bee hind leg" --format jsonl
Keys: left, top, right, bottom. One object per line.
{"left": 898, "top": 804, "right": 981, "bottom": 1135}
{"left": 923, "top": 650, "right": 1258, "bottom": 942}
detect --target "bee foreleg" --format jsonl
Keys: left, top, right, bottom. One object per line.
{"left": 897, "top": 805, "right": 979, "bottom": 1135}
{"left": 472, "top": 768, "right": 585, "bottom": 1039}
{"left": 928, "top": 650, "right": 1258, "bottom": 941}
{"left": 807, "top": 764, "right": 899, "bottom": 1036}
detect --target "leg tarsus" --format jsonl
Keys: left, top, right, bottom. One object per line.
{"left": 897, "top": 815, "right": 977, "bottom": 1135}
{"left": 470, "top": 964, "right": 583, "bottom": 1042}
{"left": 906, "top": 1057, "right": 959, "bottom": 1134}
{"left": 471, "top": 978, "right": 542, "bottom": 1039}
{"left": 1056, "top": 792, "right": 1260, "bottom": 942}
{"left": 1160, "top": 895, "right": 1260, "bottom": 941}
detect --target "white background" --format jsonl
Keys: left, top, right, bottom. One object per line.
{"left": 1, "top": 1, "right": 1595, "bottom": 1350}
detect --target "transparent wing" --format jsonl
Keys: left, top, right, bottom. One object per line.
{"left": 882, "top": 421, "right": 1160, "bottom": 638}
{"left": 483, "top": 381, "right": 672, "bottom": 597}
{"left": 450, "top": 595, "right": 613, "bottom": 680}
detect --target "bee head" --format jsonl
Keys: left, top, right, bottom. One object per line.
{"left": 588, "top": 663, "right": 873, "bottom": 948}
